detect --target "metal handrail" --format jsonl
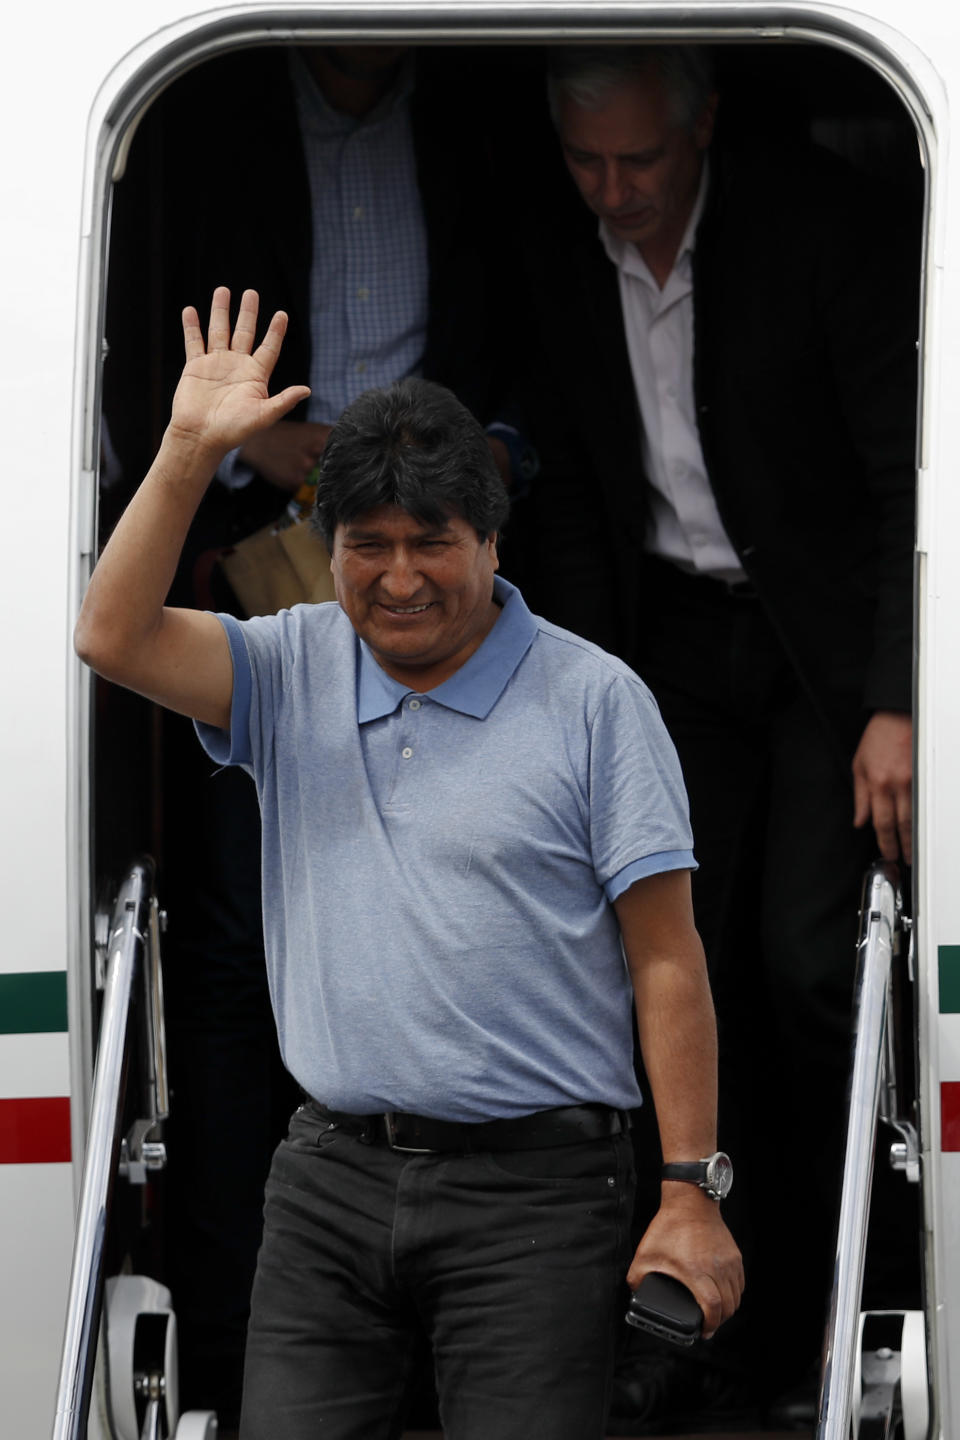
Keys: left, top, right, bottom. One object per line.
{"left": 52, "top": 858, "right": 160, "bottom": 1440}
{"left": 817, "top": 860, "right": 909, "bottom": 1440}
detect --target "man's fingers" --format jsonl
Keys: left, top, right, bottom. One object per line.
{"left": 230, "top": 289, "right": 260, "bottom": 354}
{"left": 696, "top": 1279, "right": 723, "bottom": 1338}
{"left": 627, "top": 1261, "right": 720, "bottom": 1336}
{"left": 858, "top": 774, "right": 911, "bottom": 863}
{"left": 262, "top": 386, "right": 313, "bottom": 428}
{"left": 700, "top": 1257, "right": 744, "bottom": 1336}
{"left": 255, "top": 309, "right": 291, "bottom": 374}
{"left": 207, "top": 286, "right": 232, "bottom": 351}
{"left": 869, "top": 777, "right": 913, "bottom": 862}
{"left": 717, "top": 1258, "right": 745, "bottom": 1324}
{"left": 870, "top": 789, "right": 899, "bottom": 860}
{"left": 182, "top": 306, "right": 204, "bottom": 362}
{"left": 626, "top": 1258, "right": 742, "bottom": 1340}
{"left": 851, "top": 712, "right": 913, "bottom": 861}
{"left": 896, "top": 784, "right": 914, "bottom": 865}
{"left": 852, "top": 763, "right": 871, "bottom": 830}
{"left": 899, "top": 820, "right": 913, "bottom": 867}
{"left": 687, "top": 1269, "right": 739, "bottom": 1338}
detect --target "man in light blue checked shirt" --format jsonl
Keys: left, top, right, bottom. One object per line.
{"left": 76, "top": 289, "right": 742, "bottom": 1440}
{"left": 215, "top": 45, "right": 519, "bottom": 500}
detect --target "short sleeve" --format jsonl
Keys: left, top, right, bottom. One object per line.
{"left": 194, "top": 611, "right": 284, "bottom": 773}
{"left": 587, "top": 674, "right": 696, "bottom": 898}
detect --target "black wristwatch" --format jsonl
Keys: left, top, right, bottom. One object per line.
{"left": 661, "top": 1151, "right": 733, "bottom": 1201}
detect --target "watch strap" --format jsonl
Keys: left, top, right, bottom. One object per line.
{"left": 661, "top": 1161, "right": 709, "bottom": 1185}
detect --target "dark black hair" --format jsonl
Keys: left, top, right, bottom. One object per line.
{"left": 312, "top": 378, "right": 510, "bottom": 548}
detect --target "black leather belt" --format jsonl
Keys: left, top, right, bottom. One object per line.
{"left": 312, "top": 1102, "right": 631, "bottom": 1154}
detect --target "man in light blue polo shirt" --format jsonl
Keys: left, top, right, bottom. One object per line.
{"left": 76, "top": 288, "right": 743, "bottom": 1440}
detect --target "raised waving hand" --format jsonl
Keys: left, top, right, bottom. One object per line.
{"left": 75, "top": 288, "right": 310, "bottom": 731}
{"left": 170, "top": 287, "right": 311, "bottom": 457}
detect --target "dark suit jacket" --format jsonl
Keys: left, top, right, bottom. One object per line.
{"left": 516, "top": 138, "right": 919, "bottom": 737}
{"left": 145, "top": 47, "right": 509, "bottom": 562}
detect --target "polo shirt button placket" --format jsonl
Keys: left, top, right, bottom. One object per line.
{"left": 399, "top": 697, "right": 420, "bottom": 768}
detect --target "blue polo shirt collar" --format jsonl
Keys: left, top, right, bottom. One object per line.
{"left": 356, "top": 577, "right": 537, "bottom": 722}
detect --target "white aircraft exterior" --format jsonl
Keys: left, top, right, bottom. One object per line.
{"left": 0, "top": 2, "right": 956, "bottom": 1436}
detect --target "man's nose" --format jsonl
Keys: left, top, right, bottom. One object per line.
{"left": 600, "top": 162, "right": 629, "bottom": 212}
{"left": 381, "top": 548, "right": 423, "bottom": 598}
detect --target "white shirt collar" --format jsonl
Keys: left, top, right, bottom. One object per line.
{"left": 600, "top": 157, "right": 710, "bottom": 287}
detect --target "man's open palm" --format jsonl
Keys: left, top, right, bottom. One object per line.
{"left": 170, "top": 286, "right": 311, "bottom": 456}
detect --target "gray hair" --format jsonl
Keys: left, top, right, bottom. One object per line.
{"left": 547, "top": 45, "right": 716, "bottom": 131}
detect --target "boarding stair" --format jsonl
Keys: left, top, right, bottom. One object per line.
{"left": 818, "top": 860, "right": 929, "bottom": 1440}
{"left": 52, "top": 858, "right": 216, "bottom": 1440}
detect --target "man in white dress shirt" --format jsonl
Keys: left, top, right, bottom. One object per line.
{"left": 529, "top": 44, "right": 919, "bottom": 1424}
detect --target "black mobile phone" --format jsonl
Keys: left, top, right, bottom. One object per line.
{"left": 625, "top": 1272, "right": 703, "bottom": 1346}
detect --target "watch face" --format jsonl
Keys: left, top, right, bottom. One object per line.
{"left": 705, "top": 1152, "right": 733, "bottom": 1200}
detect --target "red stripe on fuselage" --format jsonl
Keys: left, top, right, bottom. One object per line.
{"left": 0, "top": 1096, "right": 71, "bottom": 1163}
{"left": 941, "top": 1082, "right": 960, "bottom": 1152}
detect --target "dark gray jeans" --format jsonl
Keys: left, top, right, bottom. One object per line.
{"left": 239, "top": 1100, "right": 635, "bottom": 1440}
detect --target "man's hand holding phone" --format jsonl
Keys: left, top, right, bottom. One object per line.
{"left": 626, "top": 1183, "right": 744, "bottom": 1340}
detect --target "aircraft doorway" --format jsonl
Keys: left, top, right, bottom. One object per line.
{"left": 92, "top": 30, "right": 924, "bottom": 1439}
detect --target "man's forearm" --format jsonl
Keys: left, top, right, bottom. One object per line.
{"left": 74, "top": 426, "right": 224, "bottom": 682}
{"left": 631, "top": 945, "right": 719, "bottom": 1164}
{"left": 621, "top": 911, "right": 743, "bottom": 1331}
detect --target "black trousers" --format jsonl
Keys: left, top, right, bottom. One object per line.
{"left": 240, "top": 1102, "right": 636, "bottom": 1440}
{"left": 163, "top": 750, "right": 300, "bottom": 1424}
{"left": 630, "top": 559, "right": 878, "bottom": 1390}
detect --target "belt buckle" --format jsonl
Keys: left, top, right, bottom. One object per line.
{"left": 383, "top": 1112, "right": 437, "bottom": 1154}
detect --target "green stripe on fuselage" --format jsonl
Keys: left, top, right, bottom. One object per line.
{"left": 0, "top": 972, "right": 68, "bottom": 1034}
{"left": 939, "top": 946, "right": 960, "bottom": 1013}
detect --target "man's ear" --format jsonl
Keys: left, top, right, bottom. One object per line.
{"left": 694, "top": 92, "right": 719, "bottom": 151}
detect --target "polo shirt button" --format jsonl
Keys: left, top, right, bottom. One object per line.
{"left": 408, "top": 699, "right": 421, "bottom": 711}
{"left": 402, "top": 747, "right": 413, "bottom": 759}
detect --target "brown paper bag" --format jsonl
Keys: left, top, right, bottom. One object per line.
{"left": 219, "top": 518, "right": 337, "bottom": 618}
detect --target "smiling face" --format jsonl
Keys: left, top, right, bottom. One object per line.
{"left": 558, "top": 71, "right": 715, "bottom": 280}
{"left": 330, "top": 505, "right": 501, "bottom": 689}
